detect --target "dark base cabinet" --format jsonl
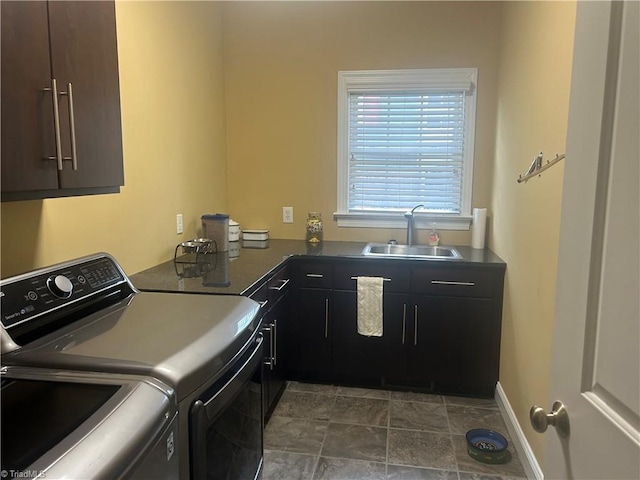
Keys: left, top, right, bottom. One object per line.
{"left": 286, "top": 257, "right": 505, "bottom": 398}
{"left": 246, "top": 265, "right": 291, "bottom": 424}
{"left": 242, "top": 253, "right": 504, "bottom": 421}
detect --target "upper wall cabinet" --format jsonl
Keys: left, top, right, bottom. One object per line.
{"left": 1, "top": 1, "right": 124, "bottom": 202}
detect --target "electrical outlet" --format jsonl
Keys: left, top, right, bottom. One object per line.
{"left": 176, "top": 214, "right": 183, "bottom": 234}
{"left": 282, "top": 207, "right": 293, "bottom": 223}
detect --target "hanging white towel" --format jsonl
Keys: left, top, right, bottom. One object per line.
{"left": 357, "top": 276, "right": 384, "bottom": 337}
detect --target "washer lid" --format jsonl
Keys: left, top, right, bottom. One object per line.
{"left": 1, "top": 367, "right": 176, "bottom": 479}
{"left": 2, "top": 292, "right": 260, "bottom": 400}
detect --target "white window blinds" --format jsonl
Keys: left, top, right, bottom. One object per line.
{"left": 348, "top": 90, "right": 466, "bottom": 213}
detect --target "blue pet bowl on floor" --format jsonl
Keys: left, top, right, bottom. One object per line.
{"left": 466, "top": 429, "right": 509, "bottom": 464}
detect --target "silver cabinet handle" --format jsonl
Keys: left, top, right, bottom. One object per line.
{"left": 306, "top": 273, "right": 324, "bottom": 278}
{"left": 273, "top": 319, "right": 278, "bottom": 366}
{"left": 268, "top": 278, "right": 290, "bottom": 291}
{"left": 414, "top": 305, "right": 418, "bottom": 346}
{"left": 401, "top": 303, "right": 407, "bottom": 345}
{"left": 43, "top": 78, "right": 63, "bottom": 170}
{"left": 431, "top": 280, "right": 475, "bottom": 286}
{"left": 268, "top": 322, "right": 275, "bottom": 370}
{"left": 258, "top": 299, "right": 269, "bottom": 309}
{"left": 60, "top": 83, "right": 78, "bottom": 170}
{"left": 324, "top": 298, "right": 329, "bottom": 338}
{"left": 262, "top": 325, "right": 273, "bottom": 368}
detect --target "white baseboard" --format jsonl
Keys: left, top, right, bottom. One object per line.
{"left": 495, "top": 382, "right": 544, "bottom": 480}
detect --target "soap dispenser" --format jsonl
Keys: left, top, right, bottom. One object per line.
{"left": 428, "top": 223, "right": 440, "bottom": 246}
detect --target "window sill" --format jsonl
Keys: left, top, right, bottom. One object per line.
{"left": 333, "top": 212, "right": 472, "bottom": 230}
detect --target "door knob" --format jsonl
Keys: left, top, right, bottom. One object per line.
{"left": 530, "top": 401, "right": 570, "bottom": 438}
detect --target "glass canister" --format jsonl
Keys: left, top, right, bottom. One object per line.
{"left": 305, "top": 212, "right": 323, "bottom": 244}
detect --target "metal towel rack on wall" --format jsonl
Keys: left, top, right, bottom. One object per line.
{"left": 517, "top": 151, "right": 566, "bottom": 183}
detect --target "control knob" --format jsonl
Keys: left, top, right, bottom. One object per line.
{"left": 46, "top": 275, "right": 74, "bottom": 299}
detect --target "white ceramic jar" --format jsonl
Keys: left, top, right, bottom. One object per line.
{"left": 229, "top": 220, "right": 240, "bottom": 242}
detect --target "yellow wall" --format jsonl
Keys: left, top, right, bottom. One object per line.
{"left": 490, "top": 1, "right": 576, "bottom": 466}
{"left": 222, "top": 1, "right": 502, "bottom": 245}
{"left": 0, "top": 1, "right": 228, "bottom": 277}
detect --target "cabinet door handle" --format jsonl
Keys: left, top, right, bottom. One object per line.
{"left": 268, "top": 322, "right": 275, "bottom": 370}
{"left": 258, "top": 299, "right": 269, "bottom": 309}
{"left": 268, "top": 278, "right": 290, "bottom": 291}
{"left": 273, "top": 319, "right": 278, "bottom": 366}
{"left": 60, "top": 83, "right": 78, "bottom": 171}
{"left": 306, "top": 273, "right": 324, "bottom": 278}
{"left": 401, "top": 303, "right": 407, "bottom": 345}
{"left": 431, "top": 280, "right": 475, "bottom": 286}
{"left": 414, "top": 305, "right": 418, "bottom": 346}
{"left": 43, "top": 78, "right": 63, "bottom": 170}
{"left": 262, "top": 325, "right": 273, "bottom": 368}
{"left": 324, "top": 298, "right": 329, "bottom": 338}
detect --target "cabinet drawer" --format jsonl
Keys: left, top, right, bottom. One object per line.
{"left": 294, "top": 261, "right": 333, "bottom": 288}
{"left": 411, "top": 267, "right": 495, "bottom": 298}
{"left": 268, "top": 266, "right": 291, "bottom": 303}
{"left": 334, "top": 263, "right": 410, "bottom": 293}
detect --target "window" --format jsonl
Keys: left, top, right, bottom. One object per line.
{"left": 335, "top": 69, "right": 477, "bottom": 229}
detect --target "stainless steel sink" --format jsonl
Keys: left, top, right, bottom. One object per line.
{"left": 362, "top": 243, "right": 463, "bottom": 260}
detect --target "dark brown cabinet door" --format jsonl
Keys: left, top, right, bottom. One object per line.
{"left": 48, "top": 1, "right": 123, "bottom": 189}
{"left": 408, "top": 296, "right": 497, "bottom": 396}
{"left": 1, "top": 1, "right": 58, "bottom": 192}
{"left": 1, "top": 1, "right": 123, "bottom": 200}
{"left": 288, "top": 288, "right": 332, "bottom": 382}
{"left": 332, "top": 291, "right": 407, "bottom": 386}
{"left": 263, "top": 294, "right": 289, "bottom": 423}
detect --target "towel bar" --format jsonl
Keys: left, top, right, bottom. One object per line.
{"left": 351, "top": 276, "right": 391, "bottom": 282}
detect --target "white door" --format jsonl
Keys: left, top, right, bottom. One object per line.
{"left": 537, "top": 1, "right": 639, "bottom": 478}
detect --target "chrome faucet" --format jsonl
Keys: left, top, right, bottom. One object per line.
{"left": 404, "top": 204, "right": 424, "bottom": 246}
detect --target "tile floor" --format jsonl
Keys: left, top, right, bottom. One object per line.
{"left": 263, "top": 382, "right": 527, "bottom": 480}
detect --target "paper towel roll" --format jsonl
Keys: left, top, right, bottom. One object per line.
{"left": 471, "top": 208, "right": 487, "bottom": 249}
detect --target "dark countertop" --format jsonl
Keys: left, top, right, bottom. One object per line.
{"left": 129, "top": 239, "right": 505, "bottom": 296}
